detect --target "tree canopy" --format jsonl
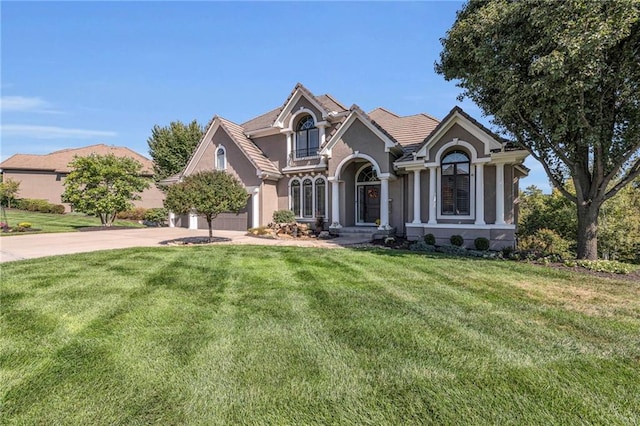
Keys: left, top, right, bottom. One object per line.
{"left": 62, "top": 154, "right": 150, "bottom": 226}
{"left": 436, "top": 0, "right": 640, "bottom": 259}
{"left": 147, "top": 120, "right": 204, "bottom": 185}
{"left": 164, "top": 171, "right": 248, "bottom": 242}
{"left": 0, "top": 178, "right": 20, "bottom": 208}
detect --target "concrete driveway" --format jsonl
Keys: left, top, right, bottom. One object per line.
{"left": 0, "top": 227, "right": 372, "bottom": 263}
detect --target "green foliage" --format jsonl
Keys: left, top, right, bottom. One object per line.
{"left": 409, "top": 241, "right": 436, "bottom": 252}
{"left": 423, "top": 233, "right": 436, "bottom": 245}
{"left": 450, "top": 234, "right": 464, "bottom": 247}
{"left": 437, "top": 0, "right": 640, "bottom": 259}
{"left": 62, "top": 154, "right": 150, "bottom": 227}
{"left": 474, "top": 237, "right": 490, "bottom": 251}
{"left": 13, "top": 198, "right": 65, "bottom": 214}
{"left": 164, "top": 170, "right": 248, "bottom": 241}
{"left": 147, "top": 120, "right": 204, "bottom": 184}
{"left": 144, "top": 208, "right": 168, "bottom": 226}
{"left": 116, "top": 207, "right": 148, "bottom": 220}
{"left": 273, "top": 209, "right": 296, "bottom": 224}
{"left": 519, "top": 186, "right": 576, "bottom": 243}
{"left": 575, "top": 260, "right": 637, "bottom": 275}
{"left": 519, "top": 228, "right": 572, "bottom": 258}
{"left": 0, "top": 178, "right": 20, "bottom": 208}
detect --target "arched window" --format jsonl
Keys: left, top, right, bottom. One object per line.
{"left": 216, "top": 146, "right": 226, "bottom": 170}
{"left": 295, "top": 115, "right": 320, "bottom": 158}
{"left": 357, "top": 165, "right": 379, "bottom": 183}
{"left": 315, "top": 177, "right": 326, "bottom": 217}
{"left": 441, "top": 151, "right": 470, "bottom": 215}
{"left": 290, "top": 179, "right": 301, "bottom": 216}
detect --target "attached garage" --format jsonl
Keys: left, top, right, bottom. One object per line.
{"left": 175, "top": 198, "right": 252, "bottom": 231}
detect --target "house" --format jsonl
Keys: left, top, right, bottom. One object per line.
{"left": 169, "top": 83, "right": 529, "bottom": 249}
{"left": 0, "top": 144, "right": 165, "bottom": 212}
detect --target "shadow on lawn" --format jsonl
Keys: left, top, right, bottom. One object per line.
{"left": 159, "top": 236, "right": 232, "bottom": 246}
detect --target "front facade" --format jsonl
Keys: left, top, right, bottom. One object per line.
{"left": 172, "top": 83, "right": 529, "bottom": 248}
{"left": 0, "top": 144, "right": 165, "bottom": 212}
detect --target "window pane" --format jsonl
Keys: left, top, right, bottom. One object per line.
{"left": 456, "top": 175, "right": 470, "bottom": 214}
{"left": 309, "top": 128, "right": 319, "bottom": 152}
{"left": 315, "top": 180, "right": 325, "bottom": 217}
{"left": 457, "top": 162, "right": 469, "bottom": 175}
{"left": 216, "top": 148, "right": 225, "bottom": 170}
{"left": 291, "top": 181, "right": 301, "bottom": 217}
{"left": 442, "top": 175, "right": 455, "bottom": 214}
{"left": 303, "top": 179, "right": 313, "bottom": 217}
{"left": 296, "top": 131, "right": 308, "bottom": 157}
{"left": 443, "top": 151, "right": 469, "bottom": 164}
{"left": 442, "top": 164, "right": 455, "bottom": 176}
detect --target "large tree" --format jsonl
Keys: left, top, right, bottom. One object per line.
{"left": 147, "top": 120, "right": 204, "bottom": 185}
{"left": 62, "top": 154, "right": 150, "bottom": 226}
{"left": 436, "top": 0, "right": 640, "bottom": 259}
{"left": 164, "top": 171, "right": 248, "bottom": 242}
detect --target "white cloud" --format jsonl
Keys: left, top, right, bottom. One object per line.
{"left": 0, "top": 96, "right": 62, "bottom": 114}
{"left": 1, "top": 124, "right": 117, "bottom": 139}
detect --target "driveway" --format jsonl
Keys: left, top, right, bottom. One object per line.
{"left": 0, "top": 227, "right": 372, "bottom": 263}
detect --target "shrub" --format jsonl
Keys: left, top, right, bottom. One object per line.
{"left": 409, "top": 241, "right": 435, "bottom": 252}
{"left": 117, "top": 207, "right": 147, "bottom": 221}
{"left": 474, "top": 237, "right": 490, "bottom": 251}
{"left": 273, "top": 209, "right": 295, "bottom": 224}
{"left": 519, "top": 228, "right": 571, "bottom": 258}
{"left": 144, "top": 208, "right": 167, "bottom": 226}
{"left": 17, "top": 222, "right": 32, "bottom": 228}
{"left": 450, "top": 234, "right": 464, "bottom": 247}
{"left": 14, "top": 198, "right": 65, "bottom": 214}
{"left": 575, "top": 260, "right": 636, "bottom": 275}
{"left": 423, "top": 233, "right": 436, "bottom": 245}
{"left": 51, "top": 204, "right": 66, "bottom": 214}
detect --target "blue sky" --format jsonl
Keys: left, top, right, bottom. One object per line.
{"left": 1, "top": 1, "right": 550, "bottom": 191}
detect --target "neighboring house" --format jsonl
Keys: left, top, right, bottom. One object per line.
{"left": 0, "top": 144, "right": 165, "bottom": 212}
{"left": 169, "top": 83, "right": 529, "bottom": 248}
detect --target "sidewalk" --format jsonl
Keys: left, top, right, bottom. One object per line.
{"left": 0, "top": 227, "right": 372, "bottom": 263}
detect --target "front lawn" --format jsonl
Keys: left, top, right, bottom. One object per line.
{"left": 1, "top": 209, "right": 144, "bottom": 235}
{"left": 1, "top": 246, "right": 638, "bottom": 424}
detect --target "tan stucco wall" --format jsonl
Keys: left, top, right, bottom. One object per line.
{"left": 328, "top": 119, "right": 391, "bottom": 177}
{"left": 260, "top": 180, "right": 279, "bottom": 226}
{"left": 134, "top": 185, "right": 165, "bottom": 209}
{"left": 252, "top": 134, "right": 287, "bottom": 171}
{"left": 427, "top": 123, "right": 489, "bottom": 162}
{"left": 286, "top": 97, "right": 324, "bottom": 127}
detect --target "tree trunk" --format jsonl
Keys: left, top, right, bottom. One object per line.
{"left": 576, "top": 202, "right": 600, "bottom": 260}
{"left": 207, "top": 217, "right": 213, "bottom": 243}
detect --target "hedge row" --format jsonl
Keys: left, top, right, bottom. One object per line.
{"left": 13, "top": 198, "right": 65, "bottom": 214}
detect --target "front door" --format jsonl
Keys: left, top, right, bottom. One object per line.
{"left": 357, "top": 184, "right": 380, "bottom": 224}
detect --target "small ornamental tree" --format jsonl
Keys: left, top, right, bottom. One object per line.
{"left": 0, "top": 178, "right": 20, "bottom": 208}
{"left": 62, "top": 154, "right": 150, "bottom": 226}
{"left": 164, "top": 170, "right": 248, "bottom": 242}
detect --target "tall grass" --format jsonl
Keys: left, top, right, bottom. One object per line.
{"left": 1, "top": 246, "right": 639, "bottom": 424}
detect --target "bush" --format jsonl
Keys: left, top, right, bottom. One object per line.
{"left": 273, "top": 209, "right": 295, "bottom": 224}
{"left": 575, "top": 260, "right": 636, "bottom": 275}
{"left": 474, "top": 237, "right": 490, "bottom": 251}
{"left": 144, "top": 208, "right": 167, "bottom": 226}
{"left": 409, "top": 241, "right": 435, "bottom": 252}
{"left": 423, "top": 233, "right": 436, "bottom": 245}
{"left": 13, "top": 198, "right": 65, "bottom": 214}
{"left": 51, "top": 204, "right": 66, "bottom": 214}
{"left": 450, "top": 234, "right": 464, "bottom": 247}
{"left": 117, "top": 207, "right": 147, "bottom": 221}
{"left": 519, "top": 228, "right": 571, "bottom": 258}
{"left": 17, "top": 222, "right": 32, "bottom": 228}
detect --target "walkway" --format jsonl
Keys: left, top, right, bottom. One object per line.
{"left": 0, "top": 227, "right": 372, "bottom": 263}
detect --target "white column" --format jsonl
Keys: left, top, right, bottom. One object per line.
{"left": 330, "top": 178, "right": 341, "bottom": 228}
{"left": 495, "top": 163, "right": 505, "bottom": 225}
{"left": 188, "top": 211, "right": 198, "bottom": 230}
{"left": 428, "top": 166, "right": 437, "bottom": 224}
{"left": 252, "top": 188, "right": 260, "bottom": 229}
{"left": 378, "top": 177, "right": 391, "bottom": 230}
{"left": 412, "top": 169, "right": 422, "bottom": 224}
{"left": 283, "top": 130, "right": 293, "bottom": 164}
{"left": 168, "top": 211, "right": 176, "bottom": 228}
{"left": 475, "top": 163, "right": 485, "bottom": 225}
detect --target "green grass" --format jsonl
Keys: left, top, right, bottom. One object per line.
{"left": 1, "top": 209, "right": 143, "bottom": 235}
{"left": 2, "top": 246, "right": 639, "bottom": 424}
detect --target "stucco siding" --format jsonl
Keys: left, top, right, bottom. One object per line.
{"left": 328, "top": 120, "right": 391, "bottom": 177}
{"left": 389, "top": 177, "right": 404, "bottom": 231}
{"left": 252, "top": 134, "right": 286, "bottom": 171}
{"left": 260, "top": 181, "right": 279, "bottom": 226}
{"left": 427, "top": 123, "right": 489, "bottom": 162}
{"left": 203, "top": 128, "right": 261, "bottom": 187}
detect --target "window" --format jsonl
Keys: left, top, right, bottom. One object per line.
{"left": 216, "top": 146, "right": 226, "bottom": 170}
{"left": 441, "top": 151, "right": 470, "bottom": 215}
{"left": 289, "top": 176, "right": 327, "bottom": 219}
{"left": 295, "top": 115, "right": 319, "bottom": 158}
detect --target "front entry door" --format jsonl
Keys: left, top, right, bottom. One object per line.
{"left": 357, "top": 184, "right": 380, "bottom": 224}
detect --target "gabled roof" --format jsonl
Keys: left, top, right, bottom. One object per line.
{"left": 321, "top": 104, "right": 401, "bottom": 156}
{"left": 0, "top": 144, "right": 154, "bottom": 174}
{"left": 368, "top": 107, "right": 439, "bottom": 150}
{"left": 241, "top": 106, "right": 281, "bottom": 133}
{"left": 273, "top": 83, "right": 347, "bottom": 128}
{"left": 396, "top": 106, "right": 507, "bottom": 163}
{"left": 183, "top": 115, "right": 281, "bottom": 180}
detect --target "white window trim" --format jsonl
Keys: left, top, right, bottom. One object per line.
{"left": 289, "top": 110, "right": 321, "bottom": 161}
{"left": 215, "top": 145, "right": 227, "bottom": 170}
{"left": 288, "top": 175, "right": 327, "bottom": 220}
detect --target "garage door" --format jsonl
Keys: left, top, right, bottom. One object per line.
{"left": 196, "top": 199, "right": 251, "bottom": 231}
